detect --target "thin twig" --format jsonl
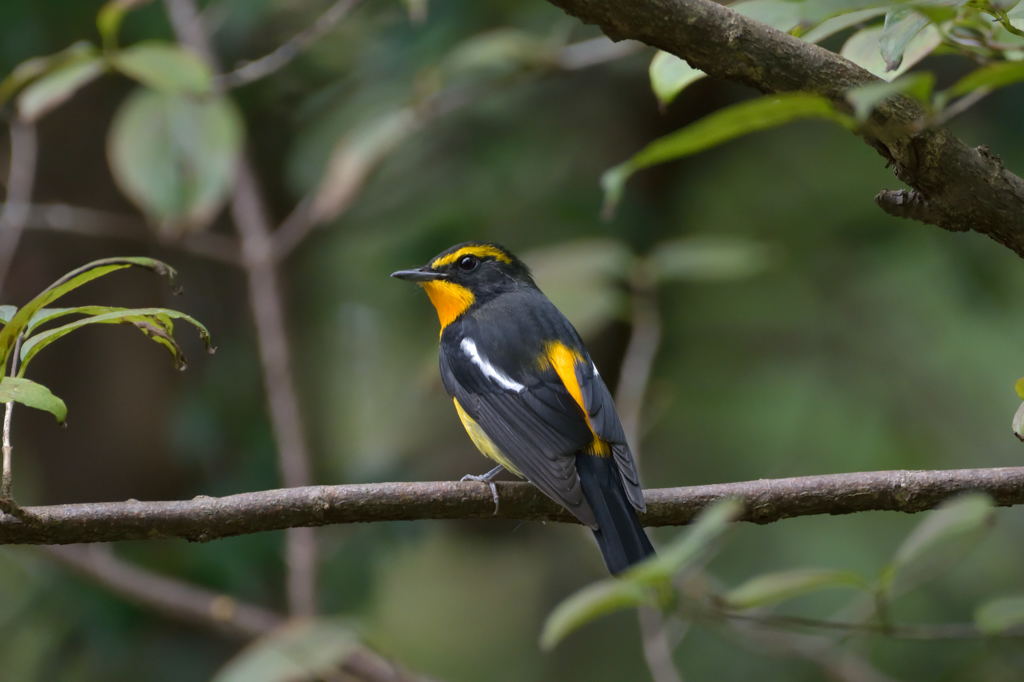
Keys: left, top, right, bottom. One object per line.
{"left": 39, "top": 545, "right": 432, "bottom": 681}
{"left": 217, "top": 0, "right": 363, "bottom": 89}
{"left": 41, "top": 544, "right": 284, "bottom": 638}
{"left": 638, "top": 608, "right": 685, "bottom": 682}
{"left": 5, "top": 467, "right": 1024, "bottom": 544}
{"left": 11, "top": 202, "right": 241, "bottom": 265}
{"left": 1, "top": 335, "right": 22, "bottom": 502}
{"left": 164, "top": 0, "right": 319, "bottom": 618}
{"left": 271, "top": 36, "right": 648, "bottom": 260}
{"left": 615, "top": 265, "right": 662, "bottom": 455}
{"left": 932, "top": 88, "right": 992, "bottom": 127}
{"left": 0, "top": 120, "right": 38, "bottom": 293}
{"left": 714, "top": 608, "right": 1023, "bottom": 641}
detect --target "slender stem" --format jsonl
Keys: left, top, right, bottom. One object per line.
{"left": 615, "top": 264, "right": 662, "bottom": 456}
{"left": 1, "top": 335, "right": 22, "bottom": 500}
{"left": 39, "top": 545, "right": 431, "bottom": 681}
{"left": 0, "top": 120, "right": 38, "bottom": 294}
{"left": 8, "top": 202, "right": 242, "bottom": 265}
{"left": 41, "top": 544, "right": 284, "bottom": 638}
{"left": 638, "top": 608, "right": 685, "bottom": 682}
{"left": 164, "top": 0, "right": 318, "bottom": 618}
{"left": 217, "top": 0, "right": 363, "bottom": 89}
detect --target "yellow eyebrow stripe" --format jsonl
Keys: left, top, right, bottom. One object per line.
{"left": 430, "top": 245, "right": 512, "bottom": 269}
{"left": 539, "top": 341, "right": 610, "bottom": 457}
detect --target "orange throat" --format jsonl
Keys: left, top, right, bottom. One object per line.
{"left": 420, "top": 280, "right": 475, "bottom": 331}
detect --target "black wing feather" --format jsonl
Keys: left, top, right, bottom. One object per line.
{"left": 577, "top": 365, "right": 646, "bottom": 511}
{"left": 441, "top": 345, "right": 597, "bottom": 526}
{"left": 440, "top": 288, "right": 646, "bottom": 524}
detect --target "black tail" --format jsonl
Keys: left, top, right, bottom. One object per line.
{"left": 576, "top": 453, "right": 655, "bottom": 575}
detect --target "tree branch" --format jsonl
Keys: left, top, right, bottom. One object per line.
{"left": 4, "top": 466, "right": 1024, "bottom": 544}
{"left": 545, "top": 0, "right": 1024, "bottom": 258}
{"left": 0, "top": 120, "right": 38, "bottom": 292}
{"left": 41, "top": 545, "right": 435, "bottom": 681}
{"left": 40, "top": 544, "right": 284, "bottom": 638}
{"left": 217, "top": 0, "right": 363, "bottom": 90}
{"left": 165, "top": 0, "right": 320, "bottom": 618}
{"left": 12, "top": 202, "right": 241, "bottom": 265}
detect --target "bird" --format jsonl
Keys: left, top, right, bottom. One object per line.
{"left": 391, "top": 241, "right": 655, "bottom": 575}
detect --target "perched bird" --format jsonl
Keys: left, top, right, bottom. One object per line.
{"left": 391, "top": 241, "right": 655, "bottom": 574}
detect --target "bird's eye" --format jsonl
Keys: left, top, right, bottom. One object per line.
{"left": 457, "top": 255, "right": 479, "bottom": 272}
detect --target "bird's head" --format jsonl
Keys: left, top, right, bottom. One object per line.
{"left": 391, "top": 242, "right": 535, "bottom": 329}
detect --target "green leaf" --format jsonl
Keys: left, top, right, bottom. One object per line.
{"left": 107, "top": 88, "right": 243, "bottom": 234}
{"left": 111, "top": 42, "right": 213, "bottom": 94}
{"left": 880, "top": 493, "right": 995, "bottom": 595}
{"left": 540, "top": 498, "right": 742, "bottom": 649}
{"left": 799, "top": 8, "right": 888, "bottom": 44}
{"left": 880, "top": 9, "right": 932, "bottom": 71}
{"left": 26, "top": 306, "right": 130, "bottom": 334}
{"left": 0, "top": 377, "right": 67, "bottom": 423}
{"left": 845, "top": 72, "right": 934, "bottom": 121}
{"left": 649, "top": 236, "right": 775, "bottom": 282}
{"left": 975, "top": 595, "right": 1024, "bottom": 635}
{"left": 0, "top": 306, "right": 17, "bottom": 325}
{"left": 648, "top": 51, "right": 706, "bottom": 107}
{"left": 947, "top": 61, "right": 1024, "bottom": 98}
{"left": 0, "top": 42, "right": 98, "bottom": 109}
{"left": 626, "top": 498, "right": 744, "bottom": 586}
{"left": 540, "top": 579, "right": 657, "bottom": 650}
{"left": 213, "top": 618, "right": 359, "bottom": 682}
{"left": 0, "top": 257, "right": 177, "bottom": 370}
{"left": 17, "top": 56, "right": 105, "bottom": 122}
{"left": 723, "top": 568, "right": 865, "bottom": 609}
{"left": 19, "top": 306, "right": 214, "bottom": 373}
{"left": 840, "top": 25, "right": 941, "bottom": 80}
{"left": 97, "top": 0, "right": 135, "bottom": 52}
{"left": 601, "top": 94, "right": 854, "bottom": 216}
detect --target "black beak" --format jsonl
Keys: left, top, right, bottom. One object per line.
{"left": 390, "top": 268, "right": 448, "bottom": 282}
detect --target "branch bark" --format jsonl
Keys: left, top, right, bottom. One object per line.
{"left": 4, "top": 466, "right": 1024, "bottom": 544}
{"left": 544, "top": 0, "right": 1024, "bottom": 257}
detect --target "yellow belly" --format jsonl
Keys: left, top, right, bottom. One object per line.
{"left": 452, "top": 397, "right": 524, "bottom": 477}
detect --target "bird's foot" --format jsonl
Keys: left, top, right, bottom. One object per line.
{"left": 461, "top": 465, "right": 504, "bottom": 514}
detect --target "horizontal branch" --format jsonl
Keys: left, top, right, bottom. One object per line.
{"left": 546, "top": 0, "right": 1024, "bottom": 257}
{"left": 40, "top": 544, "right": 284, "bottom": 638}
{"left": 3, "top": 466, "right": 1024, "bottom": 544}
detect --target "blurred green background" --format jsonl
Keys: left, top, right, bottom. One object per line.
{"left": 2, "top": 0, "right": 1024, "bottom": 680}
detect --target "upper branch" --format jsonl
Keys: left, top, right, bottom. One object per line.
{"left": 4, "top": 466, "right": 1024, "bottom": 544}
{"left": 546, "top": 0, "right": 1024, "bottom": 257}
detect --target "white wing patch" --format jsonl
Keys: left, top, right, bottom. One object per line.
{"left": 460, "top": 337, "right": 525, "bottom": 392}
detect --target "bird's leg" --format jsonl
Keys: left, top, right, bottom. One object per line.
{"left": 461, "top": 464, "right": 504, "bottom": 514}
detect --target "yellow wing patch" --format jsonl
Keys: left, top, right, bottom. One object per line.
{"left": 420, "top": 280, "right": 475, "bottom": 331}
{"left": 431, "top": 245, "right": 513, "bottom": 269}
{"left": 538, "top": 341, "right": 611, "bottom": 456}
{"left": 453, "top": 397, "right": 524, "bottom": 477}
